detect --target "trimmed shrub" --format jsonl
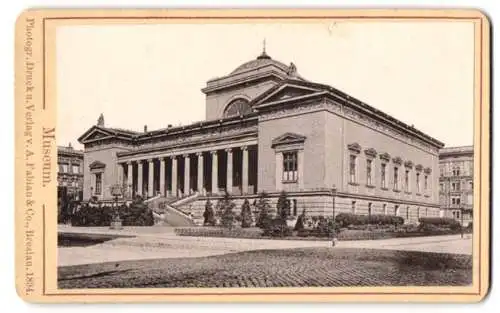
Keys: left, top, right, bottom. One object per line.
{"left": 294, "top": 209, "right": 306, "bottom": 231}
{"left": 418, "top": 217, "right": 461, "bottom": 231}
{"left": 203, "top": 199, "right": 216, "bottom": 226}
{"left": 240, "top": 199, "right": 253, "bottom": 228}
{"left": 335, "top": 213, "right": 403, "bottom": 228}
{"left": 255, "top": 192, "right": 272, "bottom": 229}
{"left": 276, "top": 191, "right": 290, "bottom": 220}
{"left": 262, "top": 217, "right": 292, "bottom": 237}
{"left": 220, "top": 192, "right": 236, "bottom": 229}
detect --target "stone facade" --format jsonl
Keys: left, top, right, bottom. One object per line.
{"left": 439, "top": 146, "right": 474, "bottom": 225}
{"left": 78, "top": 48, "right": 444, "bottom": 224}
{"left": 57, "top": 144, "right": 84, "bottom": 201}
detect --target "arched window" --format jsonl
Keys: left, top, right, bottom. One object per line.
{"left": 223, "top": 98, "right": 252, "bottom": 118}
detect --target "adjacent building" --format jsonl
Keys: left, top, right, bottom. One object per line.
{"left": 57, "top": 144, "right": 84, "bottom": 202}
{"left": 77, "top": 48, "right": 444, "bottom": 224}
{"left": 439, "top": 146, "right": 474, "bottom": 225}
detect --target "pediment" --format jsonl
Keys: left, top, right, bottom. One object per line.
{"left": 78, "top": 126, "right": 114, "bottom": 144}
{"left": 271, "top": 132, "right": 307, "bottom": 147}
{"left": 255, "top": 83, "right": 322, "bottom": 106}
{"left": 89, "top": 160, "right": 106, "bottom": 170}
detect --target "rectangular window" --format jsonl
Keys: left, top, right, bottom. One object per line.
{"left": 282, "top": 151, "right": 298, "bottom": 182}
{"left": 453, "top": 167, "right": 460, "bottom": 176}
{"left": 381, "top": 163, "right": 387, "bottom": 188}
{"left": 366, "top": 159, "right": 372, "bottom": 186}
{"left": 72, "top": 165, "right": 79, "bottom": 174}
{"left": 351, "top": 201, "right": 356, "bottom": 214}
{"left": 383, "top": 203, "right": 387, "bottom": 215}
{"left": 424, "top": 175, "right": 428, "bottom": 190}
{"left": 405, "top": 169, "right": 410, "bottom": 192}
{"left": 61, "top": 164, "right": 68, "bottom": 173}
{"left": 451, "top": 182, "right": 461, "bottom": 191}
{"left": 349, "top": 155, "right": 357, "bottom": 183}
{"left": 95, "top": 173, "right": 102, "bottom": 195}
{"left": 417, "top": 173, "right": 421, "bottom": 193}
{"left": 393, "top": 167, "right": 399, "bottom": 190}
{"left": 451, "top": 196, "right": 461, "bottom": 206}
{"left": 368, "top": 202, "right": 372, "bottom": 216}
{"left": 395, "top": 205, "right": 400, "bottom": 216}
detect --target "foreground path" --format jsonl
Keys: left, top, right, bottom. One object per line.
{"left": 58, "top": 248, "right": 472, "bottom": 288}
{"left": 58, "top": 226, "right": 472, "bottom": 267}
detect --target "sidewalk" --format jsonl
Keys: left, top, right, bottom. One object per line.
{"left": 58, "top": 226, "right": 472, "bottom": 267}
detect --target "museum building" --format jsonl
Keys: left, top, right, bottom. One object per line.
{"left": 78, "top": 48, "right": 444, "bottom": 224}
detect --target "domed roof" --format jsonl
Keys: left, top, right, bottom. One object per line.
{"left": 230, "top": 51, "right": 289, "bottom": 75}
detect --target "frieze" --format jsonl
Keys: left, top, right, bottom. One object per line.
{"left": 342, "top": 106, "right": 437, "bottom": 154}
{"left": 258, "top": 100, "right": 324, "bottom": 121}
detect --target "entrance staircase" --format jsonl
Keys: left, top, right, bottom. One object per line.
{"left": 147, "top": 192, "right": 201, "bottom": 227}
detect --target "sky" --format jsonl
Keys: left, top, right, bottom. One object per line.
{"left": 56, "top": 21, "right": 475, "bottom": 149}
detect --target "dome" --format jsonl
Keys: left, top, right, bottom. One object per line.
{"left": 230, "top": 51, "right": 289, "bottom": 75}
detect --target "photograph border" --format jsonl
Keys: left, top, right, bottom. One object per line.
{"left": 14, "top": 8, "right": 491, "bottom": 303}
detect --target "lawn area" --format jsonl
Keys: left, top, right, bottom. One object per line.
{"left": 58, "top": 247, "right": 472, "bottom": 288}
{"left": 174, "top": 226, "right": 467, "bottom": 241}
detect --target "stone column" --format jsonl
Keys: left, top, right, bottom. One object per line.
{"left": 275, "top": 153, "right": 283, "bottom": 191}
{"left": 197, "top": 152, "right": 204, "bottom": 193}
{"left": 117, "top": 163, "right": 124, "bottom": 185}
{"left": 184, "top": 154, "right": 190, "bottom": 195}
{"left": 298, "top": 150, "right": 304, "bottom": 190}
{"left": 159, "top": 157, "right": 166, "bottom": 196}
{"left": 171, "top": 156, "right": 177, "bottom": 197}
{"left": 242, "top": 146, "right": 249, "bottom": 194}
{"left": 148, "top": 159, "right": 154, "bottom": 197}
{"left": 226, "top": 148, "right": 233, "bottom": 193}
{"left": 127, "top": 162, "right": 133, "bottom": 197}
{"left": 211, "top": 150, "right": 218, "bottom": 194}
{"left": 137, "top": 160, "right": 143, "bottom": 196}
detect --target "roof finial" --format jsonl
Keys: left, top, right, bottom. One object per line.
{"left": 257, "top": 39, "right": 271, "bottom": 60}
{"left": 97, "top": 113, "right": 105, "bottom": 127}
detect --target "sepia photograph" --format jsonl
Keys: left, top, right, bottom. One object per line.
{"left": 14, "top": 9, "right": 490, "bottom": 302}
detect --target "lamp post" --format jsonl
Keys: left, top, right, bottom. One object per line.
{"left": 460, "top": 205, "right": 464, "bottom": 239}
{"left": 110, "top": 184, "right": 123, "bottom": 230}
{"left": 331, "top": 187, "right": 337, "bottom": 247}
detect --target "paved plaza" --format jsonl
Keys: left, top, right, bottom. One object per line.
{"left": 58, "top": 226, "right": 472, "bottom": 267}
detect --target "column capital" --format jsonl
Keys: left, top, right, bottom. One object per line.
{"left": 196, "top": 151, "right": 203, "bottom": 157}
{"left": 210, "top": 150, "right": 218, "bottom": 155}
{"left": 126, "top": 161, "right": 133, "bottom": 165}
{"left": 241, "top": 145, "right": 248, "bottom": 151}
{"left": 147, "top": 158, "right": 154, "bottom": 163}
{"left": 170, "top": 155, "right": 177, "bottom": 160}
{"left": 225, "top": 148, "right": 233, "bottom": 153}
{"left": 183, "top": 153, "right": 190, "bottom": 158}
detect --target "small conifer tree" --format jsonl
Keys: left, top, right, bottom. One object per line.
{"left": 220, "top": 192, "right": 236, "bottom": 229}
{"left": 240, "top": 199, "right": 253, "bottom": 228}
{"left": 203, "top": 199, "right": 216, "bottom": 226}
{"left": 255, "top": 192, "right": 272, "bottom": 229}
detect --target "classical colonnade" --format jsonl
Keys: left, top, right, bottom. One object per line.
{"left": 117, "top": 145, "right": 254, "bottom": 199}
